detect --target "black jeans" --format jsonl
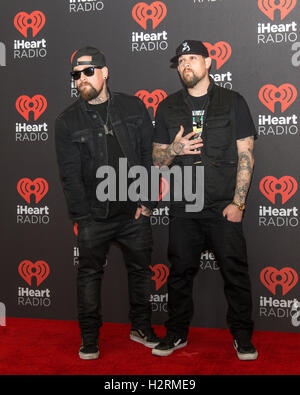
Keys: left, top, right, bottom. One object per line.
{"left": 77, "top": 215, "right": 153, "bottom": 344}
{"left": 166, "top": 215, "right": 254, "bottom": 341}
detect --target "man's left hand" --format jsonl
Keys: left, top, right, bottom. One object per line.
{"left": 223, "top": 204, "right": 243, "bottom": 223}
{"left": 135, "top": 205, "right": 152, "bottom": 219}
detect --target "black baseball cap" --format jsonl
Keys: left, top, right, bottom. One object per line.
{"left": 170, "top": 40, "right": 209, "bottom": 65}
{"left": 72, "top": 46, "right": 106, "bottom": 69}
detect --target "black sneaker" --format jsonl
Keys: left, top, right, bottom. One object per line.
{"left": 152, "top": 334, "right": 187, "bottom": 357}
{"left": 130, "top": 328, "right": 161, "bottom": 349}
{"left": 233, "top": 338, "right": 258, "bottom": 361}
{"left": 79, "top": 342, "right": 100, "bottom": 360}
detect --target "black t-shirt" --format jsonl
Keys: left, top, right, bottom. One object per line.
{"left": 87, "top": 101, "right": 137, "bottom": 219}
{"left": 188, "top": 93, "right": 209, "bottom": 165}
{"left": 153, "top": 92, "right": 256, "bottom": 218}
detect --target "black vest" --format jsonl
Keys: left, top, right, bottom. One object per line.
{"left": 160, "top": 82, "right": 239, "bottom": 209}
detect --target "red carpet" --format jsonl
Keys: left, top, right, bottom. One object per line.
{"left": 0, "top": 318, "right": 299, "bottom": 375}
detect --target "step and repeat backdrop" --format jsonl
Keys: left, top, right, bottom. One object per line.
{"left": 0, "top": 0, "right": 299, "bottom": 332}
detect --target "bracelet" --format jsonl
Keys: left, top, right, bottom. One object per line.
{"left": 232, "top": 201, "right": 246, "bottom": 211}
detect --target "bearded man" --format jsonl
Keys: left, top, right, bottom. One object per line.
{"left": 55, "top": 47, "right": 159, "bottom": 360}
{"left": 152, "top": 40, "right": 258, "bottom": 361}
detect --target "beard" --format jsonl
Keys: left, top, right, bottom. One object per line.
{"left": 181, "top": 69, "right": 203, "bottom": 89}
{"left": 78, "top": 83, "right": 101, "bottom": 101}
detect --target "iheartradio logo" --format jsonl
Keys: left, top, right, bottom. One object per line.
{"left": 16, "top": 95, "right": 47, "bottom": 121}
{"left": 14, "top": 11, "right": 46, "bottom": 38}
{"left": 258, "top": 0, "right": 297, "bottom": 21}
{"left": 135, "top": 89, "right": 167, "bottom": 117}
{"left": 150, "top": 264, "right": 169, "bottom": 290}
{"left": 18, "top": 260, "right": 50, "bottom": 287}
{"left": 17, "top": 178, "right": 48, "bottom": 204}
{"left": 132, "top": 1, "right": 167, "bottom": 30}
{"left": 260, "top": 267, "right": 298, "bottom": 296}
{"left": 259, "top": 84, "right": 297, "bottom": 113}
{"left": 71, "top": 49, "right": 79, "bottom": 65}
{"left": 204, "top": 41, "right": 232, "bottom": 70}
{"left": 260, "top": 176, "right": 298, "bottom": 204}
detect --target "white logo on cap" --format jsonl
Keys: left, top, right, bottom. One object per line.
{"left": 182, "top": 42, "right": 190, "bottom": 52}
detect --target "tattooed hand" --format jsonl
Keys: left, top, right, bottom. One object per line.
{"left": 173, "top": 125, "right": 203, "bottom": 155}
{"left": 152, "top": 125, "right": 203, "bottom": 167}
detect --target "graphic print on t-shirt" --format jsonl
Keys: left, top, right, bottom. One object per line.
{"left": 192, "top": 109, "right": 205, "bottom": 138}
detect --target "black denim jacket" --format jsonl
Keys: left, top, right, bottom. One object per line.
{"left": 55, "top": 90, "right": 155, "bottom": 223}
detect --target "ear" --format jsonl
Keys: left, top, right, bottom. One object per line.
{"left": 101, "top": 66, "right": 109, "bottom": 80}
{"left": 205, "top": 57, "right": 212, "bottom": 70}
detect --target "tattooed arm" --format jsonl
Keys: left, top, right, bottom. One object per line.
{"left": 234, "top": 136, "right": 255, "bottom": 204}
{"left": 223, "top": 136, "right": 255, "bottom": 222}
{"left": 152, "top": 126, "right": 203, "bottom": 167}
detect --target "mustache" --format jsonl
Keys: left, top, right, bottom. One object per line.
{"left": 78, "top": 82, "right": 92, "bottom": 89}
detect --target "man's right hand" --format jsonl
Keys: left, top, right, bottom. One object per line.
{"left": 172, "top": 125, "right": 203, "bottom": 156}
{"left": 152, "top": 125, "right": 203, "bottom": 167}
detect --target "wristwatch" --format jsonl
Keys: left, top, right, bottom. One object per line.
{"left": 232, "top": 201, "right": 246, "bottom": 211}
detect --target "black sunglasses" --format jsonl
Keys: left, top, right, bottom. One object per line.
{"left": 70, "top": 66, "right": 102, "bottom": 81}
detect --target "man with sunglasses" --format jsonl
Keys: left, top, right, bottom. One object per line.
{"left": 55, "top": 47, "right": 159, "bottom": 360}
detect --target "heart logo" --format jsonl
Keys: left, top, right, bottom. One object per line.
{"left": 259, "top": 176, "right": 298, "bottom": 204}
{"left": 159, "top": 177, "right": 169, "bottom": 202}
{"left": 16, "top": 95, "right": 47, "bottom": 121}
{"left": 260, "top": 267, "right": 298, "bottom": 296}
{"left": 14, "top": 11, "right": 46, "bottom": 38}
{"left": 135, "top": 89, "right": 167, "bottom": 117}
{"left": 258, "top": 84, "right": 297, "bottom": 113}
{"left": 18, "top": 260, "right": 50, "bottom": 287}
{"left": 132, "top": 1, "right": 167, "bottom": 30}
{"left": 203, "top": 41, "right": 232, "bottom": 70}
{"left": 17, "top": 178, "right": 49, "bottom": 204}
{"left": 150, "top": 264, "right": 169, "bottom": 290}
{"left": 258, "top": 0, "right": 297, "bottom": 21}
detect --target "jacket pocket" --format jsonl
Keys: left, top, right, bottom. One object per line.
{"left": 71, "top": 129, "right": 95, "bottom": 188}
{"left": 167, "top": 119, "right": 192, "bottom": 144}
{"left": 205, "top": 118, "right": 231, "bottom": 150}
{"left": 71, "top": 129, "right": 95, "bottom": 158}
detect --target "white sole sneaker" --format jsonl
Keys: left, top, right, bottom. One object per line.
{"left": 130, "top": 333, "right": 160, "bottom": 349}
{"left": 152, "top": 341, "right": 187, "bottom": 357}
{"left": 234, "top": 342, "right": 258, "bottom": 361}
{"left": 79, "top": 350, "right": 100, "bottom": 360}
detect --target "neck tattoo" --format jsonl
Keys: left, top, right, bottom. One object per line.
{"left": 89, "top": 89, "right": 109, "bottom": 105}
